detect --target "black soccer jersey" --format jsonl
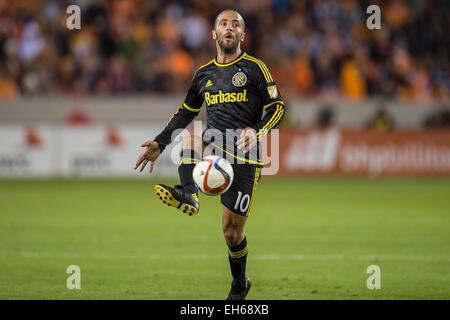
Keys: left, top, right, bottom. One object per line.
{"left": 154, "top": 52, "right": 285, "bottom": 166}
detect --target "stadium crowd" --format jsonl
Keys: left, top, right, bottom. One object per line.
{"left": 0, "top": 0, "right": 448, "bottom": 102}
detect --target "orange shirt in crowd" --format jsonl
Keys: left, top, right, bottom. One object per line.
{"left": 340, "top": 60, "right": 367, "bottom": 100}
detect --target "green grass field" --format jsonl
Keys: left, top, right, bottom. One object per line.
{"left": 0, "top": 177, "right": 449, "bottom": 300}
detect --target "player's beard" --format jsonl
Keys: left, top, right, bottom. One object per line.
{"left": 217, "top": 34, "right": 240, "bottom": 55}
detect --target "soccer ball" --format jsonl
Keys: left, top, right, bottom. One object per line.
{"left": 192, "top": 155, "right": 234, "bottom": 196}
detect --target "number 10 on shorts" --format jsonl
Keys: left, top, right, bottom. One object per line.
{"left": 234, "top": 191, "right": 250, "bottom": 212}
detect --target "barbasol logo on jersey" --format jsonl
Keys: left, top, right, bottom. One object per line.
{"left": 204, "top": 90, "right": 248, "bottom": 106}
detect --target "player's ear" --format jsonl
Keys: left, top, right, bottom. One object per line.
{"left": 212, "top": 30, "right": 217, "bottom": 40}
{"left": 240, "top": 31, "right": 245, "bottom": 42}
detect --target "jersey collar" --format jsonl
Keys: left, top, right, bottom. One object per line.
{"left": 214, "top": 51, "right": 245, "bottom": 67}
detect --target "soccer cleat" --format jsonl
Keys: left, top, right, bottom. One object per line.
{"left": 226, "top": 277, "right": 252, "bottom": 300}
{"left": 154, "top": 184, "right": 199, "bottom": 216}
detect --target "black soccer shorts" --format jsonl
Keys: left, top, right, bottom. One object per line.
{"left": 221, "top": 164, "right": 262, "bottom": 217}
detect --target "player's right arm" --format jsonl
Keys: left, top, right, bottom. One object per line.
{"left": 134, "top": 71, "right": 204, "bottom": 172}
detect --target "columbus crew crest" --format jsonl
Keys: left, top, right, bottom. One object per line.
{"left": 232, "top": 72, "right": 247, "bottom": 87}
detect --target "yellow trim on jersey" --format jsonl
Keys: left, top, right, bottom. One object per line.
{"left": 261, "top": 105, "right": 280, "bottom": 131}
{"left": 265, "top": 105, "right": 284, "bottom": 131}
{"left": 183, "top": 103, "right": 201, "bottom": 113}
{"left": 256, "top": 104, "right": 284, "bottom": 141}
{"left": 164, "top": 103, "right": 201, "bottom": 128}
{"left": 257, "top": 105, "right": 283, "bottom": 135}
{"left": 198, "top": 59, "right": 214, "bottom": 71}
{"left": 246, "top": 167, "right": 261, "bottom": 217}
{"left": 214, "top": 53, "right": 246, "bottom": 67}
{"left": 207, "top": 141, "right": 264, "bottom": 166}
{"left": 165, "top": 107, "right": 181, "bottom": 127}
{"left": 243, "top": 53, "right": 273, "bottom": 83}
{"left": 264, "top": 100, "right": 284, "bottom": 109}
{"left": 256, "top": 117, "right": 283, "bottom": 140}
{"left": 256, "top": 134, "right": 263, "bottom": 142}
{"left": 192, "top": 60, "right": 214, "bottom": 80}
{"left": 243, "top": 55, "right": 271, "bottom": 82}
{"left": 243, "top": 55, "right": 270, "bottom": 82}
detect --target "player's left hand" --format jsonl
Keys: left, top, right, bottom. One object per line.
{"left": 236, "top": 127, "right": 257, "bottom": 153}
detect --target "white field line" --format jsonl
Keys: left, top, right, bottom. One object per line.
{"left": 0, "top": 251, "right": 448, "bottom": 262}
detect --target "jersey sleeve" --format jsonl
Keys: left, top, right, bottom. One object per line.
{"left": 154, "top": 72, "right": 204, "bottom": 152}
{"left": 253, "top": 62, "right": 285, "bottom": 141}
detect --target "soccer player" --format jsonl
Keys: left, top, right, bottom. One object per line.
{"left": 134, "top": 9, "right": 285, "bottom": 300}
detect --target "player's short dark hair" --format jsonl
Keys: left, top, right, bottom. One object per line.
{"left": 214, "top": 9, "right": 245, "bottom": 31}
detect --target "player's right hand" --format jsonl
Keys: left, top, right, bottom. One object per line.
{"left": 134, "top": 140, "right": 161, "bottom": 173}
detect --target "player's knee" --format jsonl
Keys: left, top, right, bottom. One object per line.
{"left": 223, "top": 227, "right": 242, "bottom": 247}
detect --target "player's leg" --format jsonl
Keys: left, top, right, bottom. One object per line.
{"left": 222, "top": 206, "right": 251, "bottom": 299}
{"left": 221, "top": 165, "right": 261, "bottom": 299}
{"left": 178, "top": 134, "right": 203, "bottom": 194}
{"left": 154, "top": 134, "right": 203, "bottom": 215}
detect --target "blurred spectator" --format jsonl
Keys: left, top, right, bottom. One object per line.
{"left": 367, "top": 107, "right": 395, "bottom": 131}
{"left": 423, "top": 108, "right": 450, "bottom": 129}
{"left": 0, "top": 64, "right": 18, "bottom": 99}
{"left": 316, "top": 105, "right": 335, "bottom": 129}
{"left": 340, "top": 58, "right": 367, "bottom": 101}
{"left": 0, "top": 0, "right": 447, "bottom": 102}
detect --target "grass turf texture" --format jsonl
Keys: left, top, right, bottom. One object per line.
{"left": 0, "top": 177, "right": 449, "bottom": 300}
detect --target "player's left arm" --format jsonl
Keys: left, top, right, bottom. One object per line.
{"left": 253, "top": 65, "right": 285, "bottom": 142}
{"left": 237, "top": 61, "right": 285, "bottom": 153}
